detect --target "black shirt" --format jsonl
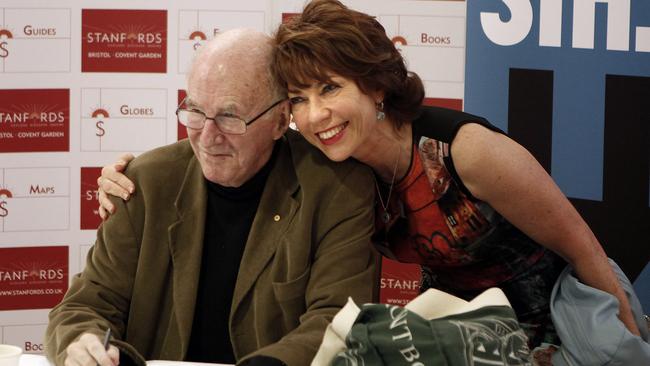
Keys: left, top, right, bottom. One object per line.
{"left": 186, "top": 144, "right": 278, "bottom": 364}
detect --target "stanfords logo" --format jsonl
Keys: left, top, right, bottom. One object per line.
{"left": 0, "top": 89, "right": 69, "bottom": 152}
{"left": 82, "top": 9, "right": 167, "bottom": 72}
{"left": 80, "top": 167, "right": 102, "bottom": 230}
{"left": 379, "top": 258, "right": 421, "bottom": 306}
{"left": 380, "top": 278, "right": 420, "bottom": 290}
{"left": 0, "top": 111, "right": 65, "bottom": 124}
{"left": 86, "top": 31, "right": 162, "bottom": 44}
{"left": 0, "top": 268, "right": 64, "bottom": 282}
{"left": 0, "top": 246, "right": 68, "bottom": 311}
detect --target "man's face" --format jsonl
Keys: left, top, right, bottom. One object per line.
{"left": 185, "top": 56, "right": 286, "bottom": 187}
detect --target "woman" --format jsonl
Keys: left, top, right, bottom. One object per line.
{"left": 98, "top": 0, "right": 640, "bottom": 351}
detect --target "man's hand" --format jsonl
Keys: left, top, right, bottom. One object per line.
{"left": 65, "top": 333, "right": 119, "bottom": 366}
{"left": 97, "top": 153, "right": 135, "bottom": 220}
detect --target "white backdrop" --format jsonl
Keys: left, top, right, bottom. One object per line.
{"left": 0, "top": 0, "right": 466, "bottom": 350}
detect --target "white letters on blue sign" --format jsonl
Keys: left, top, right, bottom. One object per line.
{"left": 539, "top": 0, "right": 562, "bottom": 47}
{"left": 573, "top": 0, "right": 630, "bottom": 51}
{"left": 638, "top": 27, "right": 650, "bottom": 52}
{"left": 480, "top": 0, "right": 533, "bottom": 46}
{"left": 481, "top": 0, "right": 649, "bottom": 52}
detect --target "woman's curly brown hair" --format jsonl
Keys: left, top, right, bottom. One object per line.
{"left": 272, "top": 0, "right": 425, "bottom": 127}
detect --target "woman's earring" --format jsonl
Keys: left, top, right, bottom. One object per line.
{"left": 376, "top": 101, "right": 385, "bottom": 121}
{"left": 289, "top": 113, "right": 298, "bottom": 130}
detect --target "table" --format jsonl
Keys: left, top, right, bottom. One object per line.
{"left": 20, "top": 354, "right": 233, "bottom": 366}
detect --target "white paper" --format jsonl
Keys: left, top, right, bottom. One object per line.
{"left": 19, "top": 355, "right": 233, "bottom": 366}
{"left": 19, "top": 354, "right": 51, "bottom": 366}
{"left": 147, "top": 361, "right": 233, "bottom": 366}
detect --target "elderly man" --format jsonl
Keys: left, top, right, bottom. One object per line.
{"left": 45, "top": 29, "right": 377, "bottom": 366}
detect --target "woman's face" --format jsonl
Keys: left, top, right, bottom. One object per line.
{"left": 287, "top": 75, "right": 379, "bottom": 162}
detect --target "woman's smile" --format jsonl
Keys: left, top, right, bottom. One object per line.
{"left": 317, "top": 121, "right": 348, "bottom": 144}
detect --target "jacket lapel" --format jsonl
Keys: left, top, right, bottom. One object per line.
{"left": 231, "top": 137, "right": 300, "bottom": 318}
{"left": 166, "top": 156, "right": 207, "bottom": 358}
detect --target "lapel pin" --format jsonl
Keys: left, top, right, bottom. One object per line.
{"left": 273, "top": 214, "right": 281, "bottom": 222}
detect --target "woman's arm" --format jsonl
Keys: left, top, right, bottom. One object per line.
{"left": 451, "top": 122, "right": 640, "bottom": 336}
{"left": 97, "top": 153, "right": 136, "bottom": 219}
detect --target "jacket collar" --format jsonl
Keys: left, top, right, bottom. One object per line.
{"left": 167, "top": 154, "right": 207, "bottom": 357}
{"left": 166, "top": 136, "right": 300, "bottom": 356}
{"left": 231, "top": 135, "right": 300, "bottom": 315}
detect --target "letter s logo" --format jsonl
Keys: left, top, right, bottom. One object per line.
{"left": 0, "top": 42, "right": 9, "bottom": 58}
{"left": 480, "top": 0, "right": 533, "bottom": 46}
{"left": 95, "top": 121, "right": 105, "bottom": 137}
{"left": 0, "top": 201, "right": 8, "bottom": 217}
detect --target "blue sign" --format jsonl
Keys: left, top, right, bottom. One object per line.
{"left": 465, "top": 0, "right": 650, "bottom": 201}
{"left": 465, "top": 0, "right": 650, "bottom": 309}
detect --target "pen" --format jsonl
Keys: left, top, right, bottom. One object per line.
{"left": 98, "top": 327, "right": 112, "bottom": 366}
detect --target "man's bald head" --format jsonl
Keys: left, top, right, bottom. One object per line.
{"left": 182, "top": 28, "right": 290, "bottom": 188}
{"left": 188, "top": 29, "right": 284, "bottom": 101}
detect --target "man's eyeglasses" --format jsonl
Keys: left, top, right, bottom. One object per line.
{"left": 176, "top": 97, "right": 286, "bottom": 135}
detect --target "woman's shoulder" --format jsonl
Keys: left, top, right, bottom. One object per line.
{"left": 413, "top": 106, "right": 503, "bottom": 143}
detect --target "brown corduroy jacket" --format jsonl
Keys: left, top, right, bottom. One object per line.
{"left": 45, "top": 130, "right": 378, "bottom": 366}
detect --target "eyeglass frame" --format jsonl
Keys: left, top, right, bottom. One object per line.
{"left": 176, "top": 96, "right": 287, "bottom": 135}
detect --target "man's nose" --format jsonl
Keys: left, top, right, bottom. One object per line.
{"left": 201, "top": 119, "right": 226, "bottom": 143}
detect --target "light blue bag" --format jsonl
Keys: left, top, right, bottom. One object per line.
{"left": 550, "top": 259, "right": 650, "bottom": 365}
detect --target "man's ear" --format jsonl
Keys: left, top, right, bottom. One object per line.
{"left": 271, "top": 101, "right": 290, "bottom": 140}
